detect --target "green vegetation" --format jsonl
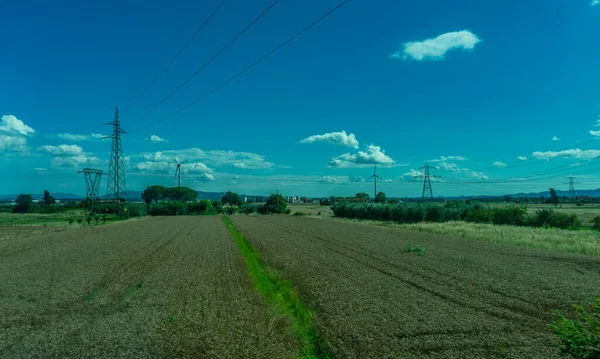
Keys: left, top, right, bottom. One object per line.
{"left": 374, "top": 191, "right": 387, "bottom": 203}
{"left": 12, "top": 194, "right": 34, "bottom": 213}
{"left": 222, "top": 217, "right": 328, "bottom": 359}
{"left": 141, "top": 185, "right": 198, "bottom": 204}
{"left": 391, "top": 221, "right": 600, "bottom": 256}
{"left": 402, "top": 245, "right": 425, "bottom": 256}
{"left": 221, "top": 191, "right": 242, "bottom": 206}
{"left": 332, "top": 201, "right": 583, "bottom": 230}
{"left": 148, "top": 200, "right": 217, "bottom": 216}
{"left": 238, "top": 193, "right": 291, "bottom": 215}
{"left": 550, "top": 298, "right": 600, "bottom": 358}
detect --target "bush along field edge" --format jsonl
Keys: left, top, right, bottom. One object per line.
{"left": 222, "top": 216, "right": 329, "bottom": 359}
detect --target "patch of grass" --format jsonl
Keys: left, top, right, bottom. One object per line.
{"left": 222, "top": 216, "right": 329, "bottom": 359}
{"left": 403, "top": 245, "right": 425, "bottom": 256}
{"left": 168, "top": 314, "right": 178, "bottom": 323}
{"left": 293, "top": 212, "right": 308, "bottom": 216}
{"left": 549, "top": 298, "right": 600, "bottom": 359}
{"left": 120, "top": 280, "right": 144, "bottom": 305}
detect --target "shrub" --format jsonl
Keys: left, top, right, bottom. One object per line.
{"left": 126, "top": 203, "right": 148, "bottom": 217}
{"left": 239, "top": 203, "right": 259, "bottom": 214}
{"left": 424, "top": 205, "right": 444, "bottom": 222}
{"left": 68, "top": 218, "right": 74, "bottom": 225}
{"left": 94, "top": 214, "right": 100, "bottom": 225}
{"left": 403, "top": 246, "right": 425, "bottom": 256}
{"left": 293, "top": 211, "right": 308, "bottom": 216}
{"left": 549, "top": 298, "right": 600, "bottom": 358}
{"left": 492, "top": 207, "right": 527, "bottom": 226}
{"left": 86, "top": 216, "right": 92, "bottom": 225}
{"left": 592, "top": 216, "right": 600, "bottom": 231}
{"left": 76, "top": 219, "right": 83, "bottom": 225}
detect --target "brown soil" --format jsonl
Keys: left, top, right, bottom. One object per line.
{"left": 230, "top": 215, "right": 600, "bottom": 359}
{"left": 0, "top": 216, "right": 297, "bottom": 358}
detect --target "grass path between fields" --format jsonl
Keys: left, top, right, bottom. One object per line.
{"left": 222, "top": 217, "right": 329, "bottom": 359}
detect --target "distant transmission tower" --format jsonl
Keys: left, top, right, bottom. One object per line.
{"left": 414, "top": 162, "right": 441, "bottom": 202}
{"left": 367, "top": 164, "right": 383, "bottom": 200}
{"left": 565, "top": 176, "right": 576, "bottom": 199}
{"left": 78, "top": 168, "right": 104, "bottom": 212}
{"left": 104, "top": 107, "right": 127, "bottom": 211}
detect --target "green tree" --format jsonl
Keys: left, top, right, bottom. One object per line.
{"left": 141, "top": 185, "right": 166, "bottom": 204}
{"left": 166, "top": 186, "right": 197, "bottom": 202}
{"left": 13, "top": 194, "right": 34, "bottom": 213}
{"left": 355, "top": 192, "right": 370, "bottom": 200}
{"left": 549, "top": 188, "right": 560, "bottom": 206}
{"left": 43, "top": 190, "right": 56, "bottom": 206}
{"left": 263, "top": 193, "right": 288, "bottom": 214}
{"left": 503, "top": 195, "right": 513, "bottom": 203}
{"left": 374, "top": 192, "right": 387, "bottom": 203}
{"left": 81, "top": 197, "right": 93, "bottom": 212}
{"left": 221, "top": 191, "right": 241, "bottom": 206}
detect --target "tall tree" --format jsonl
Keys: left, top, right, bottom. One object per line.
{"left": 13, "top": 194, "right": 34, "bottom": 213}
{"left": 374, "top": 192, "right": 387, "bottom": 203}
{"left": 43, "top": 190, "right": 56, "bottom": 206}
{"left": 221, "top": 191, "right": 241, "bottom": 206}
{"left": 355, "top": 192, "right": 370, "bottom": 200}
{"left": 141, "top": 185, "right": 166, "bottom": 204}
{"left": 549, "top": 188, "right": 560, "bottom": 206}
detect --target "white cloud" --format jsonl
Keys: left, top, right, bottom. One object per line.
{"left": 402, "top": 169, "right": 423, "bottom": 178}
{"left": 571, "top": 162, "right": 581, "bottom": 167}
{"left": 51, "top": 155, "right": 102, "bottom": 168}
{"left": 134, "top": 161, "right": 212, "bottom": 174}
{"left": 0, "top": 115, "right": 35, "bottom": 136}
{"left": 517, "top": 156, "right": 528, "bottom": 161}
{"left": 533, "top": 148, "right": 600, "bottom": 160}
{"left": 38, "top": 144, "right": 84, "bottom": 156}
{"left": 381, "top": 179, "right": 393, "bottom": 183}
{"left": 348, "top": 176, "right": 365, "bottom": 183}
{"left": 590, "top": 130, "right": 600, "bottom": 137}
{"left": 392, "top": 30, "right": 481, "bottom": 61}
{"left": 437, "top": 161, "right": 488, "bottom": 180}
{"left": 592, "top": 0, "right": 599, "bottom": 6}
{"left": 56, "top": 133, "right": 105, "bottom": 141}
{"left": 318, "top": 176, "right": 349, "bottom": 184}
{"left": 139, "top": 148, "right": 274, "bottom": 170}
{"left": 300, "top": 130, "right": 359, "bottom": 149}
{"left": 148, "top": 135, "right": 167, "bottom": 143}
{"left": 197, "top": 173, "right": 215, "bottom": 182}
{"left": 552, "top": 136, "right": 560, "bottom": 141}
{"left": 0, "top": 135, "right": 27, "bottom": 152}
{"left": 493, "top": 161, "right": 507, "bottom": 168}
{"left": 329, "top": 144, "right": 395, "bottom": 168}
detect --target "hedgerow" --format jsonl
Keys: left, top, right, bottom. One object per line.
{"left": 331, "top": 202, "right": 582, "bottom": 230}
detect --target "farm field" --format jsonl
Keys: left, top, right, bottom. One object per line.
{"left": 1, "top": 216, "right": 296, "bottom": 358}
{"left": 230, "top": 215, "right": 600, "bottom": 358}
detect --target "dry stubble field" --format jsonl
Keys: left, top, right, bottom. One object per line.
{"left": 0, "top": 216, "right": 297, "bottom": 358}
{"left": 231, "top": 215, "right": 600, "bottom": 359}
{"left": 3, "top": 214, "right": 600, "bottom": 358}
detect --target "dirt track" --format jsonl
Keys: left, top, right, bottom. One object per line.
{"left": 231, "top": 215, "right": 600, "bottom": 359}
{"left": 0, "top": 216, "right": 296, "bottom": 358}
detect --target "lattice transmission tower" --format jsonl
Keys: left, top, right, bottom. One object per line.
{"left": 413, "top": 162, "right": 441, "bottom": 202}
{"left": 78, "top": 168, "right": 104, "bottom": 212}
{"left": 565, "top": 176, "right": 576, "bottom": 199}
{"left": 104, "top": 107, "right": 127, "bottom": 210}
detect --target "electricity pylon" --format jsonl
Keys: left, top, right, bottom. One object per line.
{"left": 367, "top": 164, "right": 382, "bottom": 200}
{"left": 413, "top": 162, "right": 441, "bottom": 202}
{"left": 78, "top": 168, "right": 104, "bottom": 212}
{"left": 104, "top": 107, "right": 127, "bottom": 211}
{"left": 565, "top": 176, "right": 576, "bottom": 199}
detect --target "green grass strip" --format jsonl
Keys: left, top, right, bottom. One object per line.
{"left": 222, "top": 216, "right": 329, "bottom": 359}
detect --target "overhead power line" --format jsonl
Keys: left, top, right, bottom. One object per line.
{"left": 128, "top": 0, "right": 281, "bottom": 129}
{"left": 128, "top": 0, "right": 352, "bottom": 134}
{"left": 126, "top": 0, "right": 226, "bottom": 112}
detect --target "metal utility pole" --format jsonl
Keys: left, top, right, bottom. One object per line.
{"left": 104, "top": 107, "right": 127, "bottom": 212}
{"left": 565, "top": 176, "right": 576, "bottom": 199}
{"left": 367, "top": 165, "right": 383, "bottom": 200}
{"left": 78, "top": 168, "right": 104, "bottom": 213}
{"left": 413, "top": 162, "right": 441, "bottom": 202}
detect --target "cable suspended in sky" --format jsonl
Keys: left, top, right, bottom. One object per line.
{"left": 128, "top": 0, "right": 281, "bottom": 129}
{"left": 128, "top": 0, "right": 352, "bottom": 134}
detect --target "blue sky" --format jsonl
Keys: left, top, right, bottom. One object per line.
{"left": 1, "top": 0, "right": 599, "bottom": 198}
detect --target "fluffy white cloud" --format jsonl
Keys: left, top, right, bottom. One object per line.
{"left": 300, "top": 130, "right": 359, "bottom": 149}
{"left": 134, "top": 161, "right": 212, "bottom": 174}
{"left": 436, "top": 161, "right": 488, "bottom": 180}
{"left": 140, "top": 148, "right": 275, "bottom": 170}
{"left": 148, "top": 135, "right": 167, "bottom": 143}
{"left": 517, "top": 156, "right": 528, "bottom": 161}
{"left": 318, "top": 176, "right": 349, "bottom": 184}
{"left": 592, "top": 0, "right": 599, "bottom": 6}
{"left": 197, "top": 173, "right": 215, "bottom": 182}
{"left": 51, "top": 155, "right": 101, "bottom": 168}
{"left": 391, "top": 30, "right": 481, "bottom": 61}
{"left": 38, "top": 144, "right": 84, "bottom": 156}
{"left": 590, "top": 130, "right": 600, "bottom": 137}
{"left": 552, "top": 136, "right": 560, "bottom": 141}
{"left": 571, "top": 162, "right": 581, "bottom": 167}
{"left": 0, "top": 115, "right": 35, "bottom": 136}
{"left": 56, "top": 133, "right": 105, "bottom": 141}
{"left": 348, "top": 176, "right": 365, "bottom": 183}
{"left": 329, "top": 145, "right": 395, "bottom": 168}
{"left": 429, "top": 156, "right": 467, "bottom": 163}
{"left": 402, "top": 169, "right": 423, "bottom": 178}
{"left": 533, "top": 148, "right": 600, "bottom": 160}
{"left": 493, "top": 161, "right": 507, "bottom": 168}
{"left": 0, "top": 135, "right": 27, "bottom": 152}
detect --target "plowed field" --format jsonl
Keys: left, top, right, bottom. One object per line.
{"left": 230, "top": 215, "right": 600, "bottom": 359}
{"left": 0, "top": 216, "right": 296, "bottom": 358}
